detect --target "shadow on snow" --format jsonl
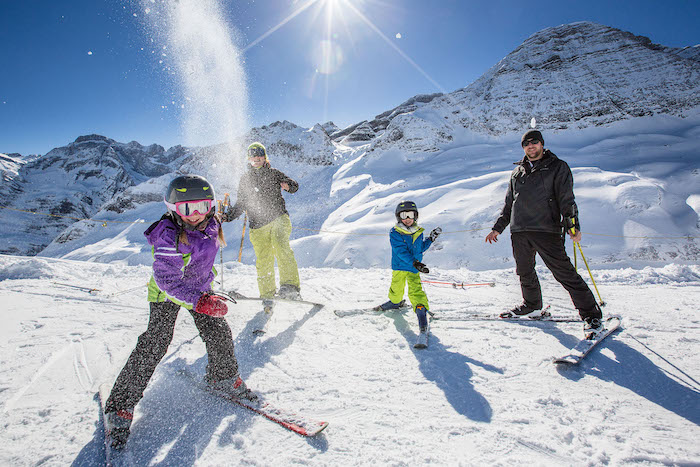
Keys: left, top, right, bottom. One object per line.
{"left": 73, "top": 303, "right": 327, "bottom": 466}
{"left": 390, "top": 311, "right": 502, "bottom": 423}
{"left": 520, "top": 320, "right": 700, "bottom": 426}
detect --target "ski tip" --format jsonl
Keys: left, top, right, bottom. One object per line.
{"left": 308, "top": 421, "right": 329, "bottom": 436}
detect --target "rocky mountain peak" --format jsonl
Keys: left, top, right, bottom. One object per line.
{"left": 360, "top": 21, "right": 700, "bottom": 154}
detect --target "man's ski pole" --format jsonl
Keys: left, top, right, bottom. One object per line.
{"left": 570, "top": 222, "right": 605, "bottom": 306}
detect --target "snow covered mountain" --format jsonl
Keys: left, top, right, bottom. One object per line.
{"left": 0, "top": 136, "right": 191, "bottom": 255}
{"left": 4, "top": 21, "right": 700, "bottom": 269}
{"left": 350, "top": 21, "right": 700, "bottom": 155}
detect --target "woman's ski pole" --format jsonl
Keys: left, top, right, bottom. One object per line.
{"left": 238, "top": 212, "right": 247, "bottom": 262}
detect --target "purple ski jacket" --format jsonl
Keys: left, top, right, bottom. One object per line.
{"left": 145, "top": 216, "right": 221, "bottom": 309}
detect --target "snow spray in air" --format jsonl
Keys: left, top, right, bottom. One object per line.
{"left": 140, "top": 0, "right": 248, "bottom": 187}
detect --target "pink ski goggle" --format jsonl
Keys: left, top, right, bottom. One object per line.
{"left": 164, "top": 199, "right": 213, "bottom": 218}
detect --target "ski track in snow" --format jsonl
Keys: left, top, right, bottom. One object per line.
{"left": 0, "top": 256, "right": 699, "bottom": 465}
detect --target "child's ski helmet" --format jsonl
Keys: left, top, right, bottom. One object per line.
{"left": 395, "top": 200, "right": 419, "bottom": 223}
{"left": 164, "top": 174, "right": 216, "bottom": 229}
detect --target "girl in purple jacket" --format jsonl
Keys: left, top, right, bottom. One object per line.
{"left": 103, "top": 175, "right": 254, "bottom": 449}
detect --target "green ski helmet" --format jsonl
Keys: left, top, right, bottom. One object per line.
{"left": 164, "top": 174, "right": 216, "bottom": 229}
{"left": 395, "top": 200, "right": 418, "bottom": 223}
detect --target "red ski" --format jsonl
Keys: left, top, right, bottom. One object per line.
{"left": 179, "top": 370, "right": 328, "bottom": 437}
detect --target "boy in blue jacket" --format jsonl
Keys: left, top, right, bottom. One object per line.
{"left": 376, "top": 200, "right": 441, "bottom": 331}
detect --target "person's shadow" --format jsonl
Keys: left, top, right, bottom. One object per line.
{"left": 523, "top": 321, "right": 700, "bottom": 425}
{"left": 560, "top": 337, "right": 699, "bottom": 425}
{"left": 72, "top": 304, "right": 328, "bottom": 466}
{"left": 389, "top": 311, "right": 502, "bottom": 423}
{"left": 234, "top": 304, "right": 325, "bottom": 374}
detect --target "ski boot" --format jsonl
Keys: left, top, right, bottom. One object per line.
{"left": 106, "top": 408, "right": 134, "bottom": 450}
{"left": 276, "top": 284, "right": 302, "bottom": 300}
{"left": 206, "top": 373, "right": 258, "bottom": 401}
{"left": 374, "top": 299, "right": 406, "bottom": 311}
{"left": 583, "top": 317, "right": 604, "bottom": 340}
{"left": 500, "top": 303, "right": 547, "bottom": 320}
{"left": 415, "top": 304, "right": 429, "bottom": 332}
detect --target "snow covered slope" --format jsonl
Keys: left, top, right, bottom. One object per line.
{"left": 0, "top": 255, "right": 698, "bottom": 465}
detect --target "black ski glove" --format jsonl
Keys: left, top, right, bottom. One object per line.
{"left": 221, "top": 206, "right": 240, "bottom": 223}
{"left": 564, "top": 216, "right": 580, "bottom": 233}
{"left": 429, "top": 227, "right": 442, "bottom": 242}
{"left": 413, "top": 260, "right": 430, "bottom": 274}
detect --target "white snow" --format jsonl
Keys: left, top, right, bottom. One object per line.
{"left": 1, "top": 19, "right": 699, "bottom": 465}
{"left": 0, "top": 254, "right": 698, "bottom": 465}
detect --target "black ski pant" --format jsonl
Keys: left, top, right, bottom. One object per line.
{"left": 511, "top": 231, "right": 601, "bottom": 321}
{"left": 105, "top": 300, "right": 238, "bottom": 413}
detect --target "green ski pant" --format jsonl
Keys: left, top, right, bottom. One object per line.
{"left": 388, "top": 270, "right": 429, "bottom": 311}
{"left": 249, "top": 214, "right": 300, "bottom": 299}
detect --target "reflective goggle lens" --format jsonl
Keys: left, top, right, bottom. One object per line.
{"left": 248, "top": 147, "right": 266, "bottom": 158}
{"left": 176, "top": 199, "right": 213, "bottom": 217}
{"left": 399, "top": 211, "right": 416, "bottom": 219}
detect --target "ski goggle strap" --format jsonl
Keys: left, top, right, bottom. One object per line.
{"left": 164, "top": 199, "right": 213, "bottom": 218}
{"left": 399, "top": 211, "right": 416, "bottom": 219}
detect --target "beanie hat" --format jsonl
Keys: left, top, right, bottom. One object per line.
{"left": 247, "top": 142, "right": 269, "bottom": 164}
{"left": 521, "top": 130, "right": 544, "bottom": 146}
{"left": 247, "top": 142, "right": 267, "bottom": 158}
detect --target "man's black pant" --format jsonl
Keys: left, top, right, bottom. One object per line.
{"left": 105, "top": 300, "right": 238, "bottom": 412}
{"left": 511, "top": 231, "right": 601, "bottom": 320}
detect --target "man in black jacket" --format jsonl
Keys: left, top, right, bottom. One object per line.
{"left": 485, "top": 130, "right": 603, "bottom": 337}
{"left": 224, "top": 142, "right": 301, "bottom": 302}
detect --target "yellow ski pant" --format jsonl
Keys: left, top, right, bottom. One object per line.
{"left": 388, "top": 270, "right": 429, "bottom": 311}
{"left": 249, "top": 214, "right": 300, "bottom": 299}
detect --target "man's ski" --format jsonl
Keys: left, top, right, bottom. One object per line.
{"left": 553, "top": 316, "right": 622, "bottom": 365}
{"left": 414, "top": 321, "right": 430, "bottom": 349}
{"left": 431, "top": 313, "right": 580, "bottom": 323}
{"left": 226, "top": 290, "right": 324, "bottom": 309}
{"left": 334, "top": 301, "right": 410, "bottom": 317}
{"left": 178, "top": 370, "right": 329, "bottom": 437}
{"left": 431, "top": 306, "right": 579, "bottom": 322}
{"left": 97, "top": 384, "right": 135, "bottom": 467}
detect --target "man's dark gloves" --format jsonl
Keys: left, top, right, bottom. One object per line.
{"left": 413, "top": 260, "right": 430, "bottom": 274}
{"left": 564, "top": 217, "right": 579, "bottom": 233}
{"left": 429, "top": 227, "right": 442, "bottom": 242}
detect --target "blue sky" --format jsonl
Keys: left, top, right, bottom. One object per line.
{"left": 1, "top": 0, "right": 699, "bottom": 156}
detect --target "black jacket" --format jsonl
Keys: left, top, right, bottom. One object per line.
{"left": 226, "top": 162, "right": 299, "bottom": 229}
{"left": 492, "top": 150, "right": 579, "bottom": 235}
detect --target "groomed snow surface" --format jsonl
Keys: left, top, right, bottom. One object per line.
{"left": 1, "top": 255, "right": 698, "bottom": 465}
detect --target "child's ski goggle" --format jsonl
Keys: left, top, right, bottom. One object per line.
{"left": 399, "top": 211, "right": 416, "bottom": 220}
{"left": 164, "top": 199, "right": 213, "bottom": 218}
